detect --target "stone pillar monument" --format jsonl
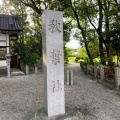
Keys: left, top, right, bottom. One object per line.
{"left": 42, "top": 10, "right": 65, "bottom": 117}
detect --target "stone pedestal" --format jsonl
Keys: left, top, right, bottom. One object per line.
{"left": 28, "top": 108, "right": 84, "bottom": 120}
{"left": 42, "top": 10, "right": 65, "bottom": 117}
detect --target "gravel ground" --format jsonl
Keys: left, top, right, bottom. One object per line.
{"left": 0, "top": 63, "right": 120, "bottom": 120}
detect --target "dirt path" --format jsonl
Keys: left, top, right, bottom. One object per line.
{"left": 0, "top": 63, "right": 120, "bottom": 120}
{"left": 65, "top": 63, "right": 120, "bottom": 120}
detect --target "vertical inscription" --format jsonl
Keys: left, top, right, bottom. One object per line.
{"left": 42, "top": 10, "right": 65, "bottom": 117}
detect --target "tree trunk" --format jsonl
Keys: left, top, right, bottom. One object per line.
{"left": 99, "top": 37, "right": 105, "bottom": 65}
{"left": 70, "top": 0, "right": 94, "bottom": 64}
{"left": 97, "top": 0, "right": 105, "bottom": 65}
{"left": 103, "top": 0, "right": 113, "bottom": 66}
{"left": 104, "top": 42, "right": 113, "bottom": 66}
{"left": 84, "top": 37, "right": 94, "bottom": 65}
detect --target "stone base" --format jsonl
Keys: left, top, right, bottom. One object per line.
{"left": 28, "top": 107, "right": 84, "bottom": 120}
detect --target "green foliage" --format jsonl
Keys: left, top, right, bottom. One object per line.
{"left": 4, "top": 0, "right": 120, "bottom": 66}
{"left": 83, "top": 57, "right": 91, "bottom": 64}
{"left": 64, "top": 47, "right": 75, "bottom": 57}
{"left": 111, "top": 39, "right": 120, "bottom": 52}
{"left": 75, "top": 56, "right": 80, "bottom": 63}
{"left": 78, "top": 47, "right": 88, "bottom": 59}
{"left": 12, "top": 41, "right": 40, "bottom": 66}
{"left": 64, "top": 57, "right": 69, "bottom": 64}
{"left": 64, "top": 47, "right": 75, "bottom": 63}
{"left": 68, "top": 57, "right": 76, "bottom": 62}
{"left": 87, "top": 38, "right": 99, "bottom": 59}
{"left": 22, "top": 51, "right": 39, "bottom": 66}
{"left": 77, "top": 47, "right": 92, "bottom": 64}
{"left": 93, "top": 58, "right": 100, "bottom": 65}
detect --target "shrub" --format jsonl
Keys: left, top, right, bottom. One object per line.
{"left": 12, "top": 42, "right": 40, "bottom": 66}
{"left": 75, "top": 56, "right": 81, "bottom": 63}
{"left": 64, "top": 57, "right": 69, "bottom": 64}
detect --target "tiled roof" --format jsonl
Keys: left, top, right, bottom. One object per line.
{"left": 0, "top": 14, "right": 22, "bottom": 32}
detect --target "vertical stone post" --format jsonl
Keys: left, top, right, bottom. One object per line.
{"left": 65, "top": 70, "right": 70, "bottom": 85}
{"left": 115, "top": 67, "right": 120, "bottom": 90}
{"left": 80, "top": 62, "right": 82, "bottom": 70}
{"left": 5, "top": 53, "right": 11, "bottom": 77}
{"left": 25, "top": 65, "right": 29, "bottom": 75}
{"left": 83, "top": 66, "right": 85, "bottom": 73}
{"left": 100, "top": 65, "right": 104, "bottom": 82}
{"left": 42, "top": 10, "right": 65, "bottom": 117}
{"left": 69, "top": 70, "right": 73, "bottom": 85}
{"left": 90, "top": 65, "right": 92, "bottom": 75}
{"left": 87, "top": 65, "right": 89, "bottom": 74}
{"left": 83, "top": 65, "right": 87, "bottom": 74}
{"left": 8, "top": 61, "right": 10, "bottom": 77}
{"left": 35, "top": 65, "right": 38, "bottom": 74}
{"left": 94, "top": 65, "right": 97, "bottom": 78}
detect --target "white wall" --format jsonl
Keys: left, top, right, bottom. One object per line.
{"left": 0, "top": 41, "right": 6, "bottom": 46}
{"left": 0, "top": 60, "right": 7, "bottom": 67}
{"left": 0, "top": 33, "right": 9, "bottom": 67}
{"left": 0, "top": 34, "right": 6, "bottom": 40}
{"left": 0, "top": 33, "right": 7, "bottom": 47}
{"left": 0, "top": 33, "right": 9, "bottom": 53}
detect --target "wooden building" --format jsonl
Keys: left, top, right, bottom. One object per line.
{"left": 0, "top": 14, "right": 22, "bottom": 69}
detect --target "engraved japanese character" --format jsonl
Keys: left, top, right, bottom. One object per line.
{"left": 57, "top": 80, "right": 62, "bottom": 90}
{"left": 50, "top": 80, "right": 62, "bottom": 92}
{"left": 48, "top": 19, "right": 61, "bottom": 33}
{"left": 50, "top": 81, "right": 56, "bottom": 92}
{"left": 49, "top": 49, "right": 62, "bottom": 65}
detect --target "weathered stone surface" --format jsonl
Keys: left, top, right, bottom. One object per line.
{"left": 69, "top": 70, "right": 73, "bottom": 85}
{"left": 100, "top": 65, "right": 104, "bottom": 82}
{"left": 94, "top": 65, "right": 97, "bottom": 78}
{"left": 28, "top": 108, "right": 84, "bottom": 120}
{"left": 65, "top": 70, "right": 70, "bottom": 85}
{"left": 6, "top": 53, "right": 11, "bottom": 77}
{"left": 35, "top": 66, "right": 38, "bottom": 74}
{"left": 42, "top": 10, "right": 65, "bottom": 117}
{"left": 25, "top": 65, "right": 29, "bottom": 75}
{"left": 115, "top": 67, "right": 120, "bottom": 89}
{"left": 35, "top": 60, "right": 43, "bottom": 69}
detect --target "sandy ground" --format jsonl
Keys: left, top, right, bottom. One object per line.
{"left": 0, "top": 63, "right": 120, "bottom": 120}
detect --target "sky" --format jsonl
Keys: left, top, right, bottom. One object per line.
{"left": 0, "top": 0, "right": 2, "bottom": 5}
{"left": 66, "top": 36, "right": 80, "bottom": 49}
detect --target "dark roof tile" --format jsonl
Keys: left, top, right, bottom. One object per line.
{"left": 0, "top": 14, "right": 22, "bottom": 32}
